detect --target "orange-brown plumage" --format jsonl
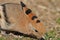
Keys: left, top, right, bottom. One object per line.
{"left": 21, "top": 1, "right": 46, "bottom": 38}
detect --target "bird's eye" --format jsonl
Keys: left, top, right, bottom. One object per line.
{"left": 35, "top": 30, "right": 38, "bottom": 32}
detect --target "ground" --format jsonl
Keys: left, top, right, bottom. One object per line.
{"left": 0, "top": 0, "right": 60, "bottom": 40}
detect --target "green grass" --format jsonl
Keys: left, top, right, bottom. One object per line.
{"left": 56, "top": 18, "right": 60, "bottom": 24}
{"left": 0, "top": 37, "right": 6, "bottom": 40}
{"left": 45, "top": 30, "right": 56, "bottom": 40}
{"left": 44, "top": 27, "right": 60, "bottom": 40}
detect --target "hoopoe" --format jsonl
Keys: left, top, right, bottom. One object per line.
{"left": 0, "top": 2, "right": 46, "bottom": 40}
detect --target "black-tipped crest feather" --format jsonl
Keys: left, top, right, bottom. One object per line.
{"left": 20, "top": 2, "right": 26, "bottom": 8}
